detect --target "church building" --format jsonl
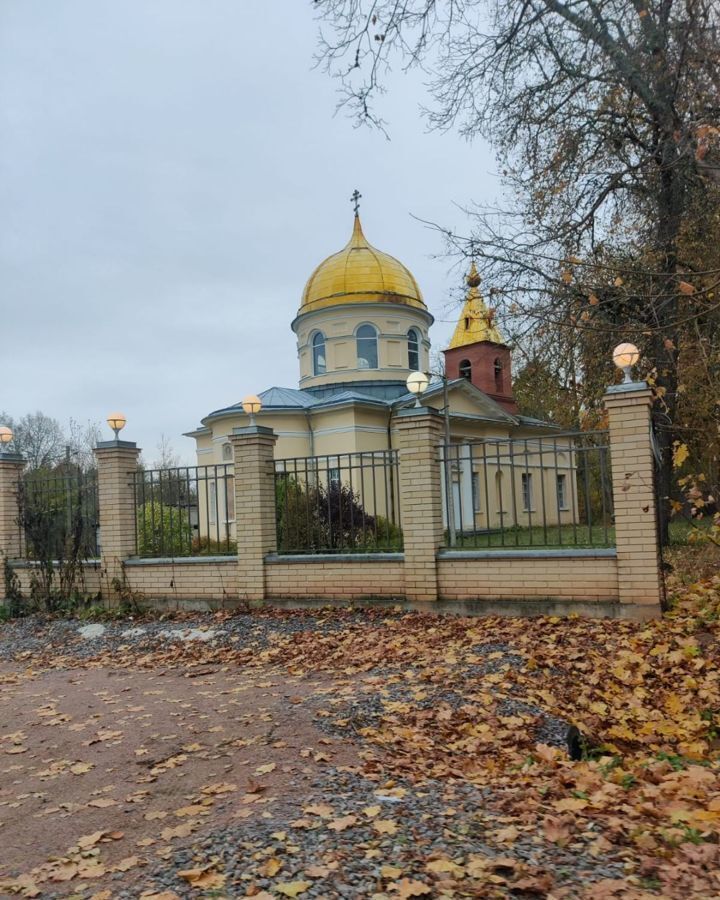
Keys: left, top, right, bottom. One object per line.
{"left": 187, "top": 205, "right": 556, "bottom": 461}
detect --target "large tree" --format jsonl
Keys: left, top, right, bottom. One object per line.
{"left": 312, "top": 0, "right": 720, "bottom": 537}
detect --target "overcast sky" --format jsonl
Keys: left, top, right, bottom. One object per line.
{"left": 1, "top": 1, "right": 500, "bottom": 463}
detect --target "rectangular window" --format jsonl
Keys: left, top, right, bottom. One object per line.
{"left": 328, "top": 467, "right": 340, "bottom": 486}
{"left": 471, "top": 472, "right": 481, "bottom": 512}
{"left": 556, "top": 473, "right": 568, "bottom": 510}
{"left": 521, "top": 472, "right": 533, "bottom": 511}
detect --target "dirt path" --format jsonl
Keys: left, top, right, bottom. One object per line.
{"left": 0, "top": 661, "right": 357, "bottom": 897}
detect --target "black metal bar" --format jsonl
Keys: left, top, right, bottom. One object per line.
{"left": 538, "top": 438, "right": 548, "bottom": 546}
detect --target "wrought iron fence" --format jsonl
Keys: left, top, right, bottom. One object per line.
{"left": 274, "top": 451, "right": 402, "bottom": 554}
{"left": 133, "top": 464, "right": 235, "bottom": 558}
{"left": 18, "top": 469, "right": 99, "bottom": 560}
{"left": 439, "top": 431, "right": 614, "bottom": 549}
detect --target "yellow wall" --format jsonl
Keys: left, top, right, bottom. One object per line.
{"left": 294, "top": 303, "right": 432, "bottom": 389}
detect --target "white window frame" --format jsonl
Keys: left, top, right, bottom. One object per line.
{"left": 556, "top": 473, "right": 568, "bottom": 510}
{"left": 312, "top": 331, "right": 327, "bottom": 376}
{"left": 356, "top": 323, "right": 379, "bottom": 370}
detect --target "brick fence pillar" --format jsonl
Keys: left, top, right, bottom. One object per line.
{"left": 0, "top": 453, "right": 25, "bottom": 561}
{"left": 392, "top": 407, "right": 445, "bottom": 602}
{"left": 604, "top": 383, "right": 664, "bottom": 617}
{"left": 230, "top": 425, "right": 278, "bottom": 602}
{"left": 94, "top": 440, "right": 141, "bottom": 593}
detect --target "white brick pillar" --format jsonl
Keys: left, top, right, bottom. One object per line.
{"left": 94, "top": 440, "right": 141, "bottom": 591}
{"left": 604, "top": 383, "right": 664, "bottom": 617}
{"left": 230, "top": 425, "right": 278, "bottom": 602}
{"left": 0, "top": 453, "right": 25, "bottom": 561}
{"left": 392, "top": 407, "right": 445, "bottom": 602}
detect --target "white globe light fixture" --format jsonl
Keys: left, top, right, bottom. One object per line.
{"left": 406, "top": 371, "right": 430, "bottom": 407}
{"left": 612, "top": 343, "right": 641, "bottom": 384}
{"left": 242, "top": 394, "right": 262, "bottom": 426}
{"left": 106, "top": 412, "right": 127, "bottom": 440}
{"left": 0, "top": 426, "right": 13, "bottom": 454}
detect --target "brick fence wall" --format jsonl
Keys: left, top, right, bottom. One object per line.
{"left": 0, "top": 382, "right": 664, "bottom": 619}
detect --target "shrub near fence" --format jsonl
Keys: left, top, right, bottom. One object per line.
{"left": 133, "top": 465, "right": 236, "bottom": 558}
{"left": 274, "top": 451, "right": 402, "bottom": 553}
{"left": 19, "top": 469, "right": 99, "bottom": 560}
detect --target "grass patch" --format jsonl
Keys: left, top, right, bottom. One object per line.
{"left": 445, "top": 519, "right": 712, "bottom": 551}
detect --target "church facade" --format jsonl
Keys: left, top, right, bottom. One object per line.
{"left": 186, "top": 207, "right": 574, "bottom": 532}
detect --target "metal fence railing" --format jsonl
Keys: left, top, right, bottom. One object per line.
{"left": 18, "top": 470, "right": 100, "bottom": 560}
{"left": 133, "top": 464, "right": 235, "bottom": 558}
{"left": 274, "top": 451, "right": 402, "bottom": 554}
{"left": 439, "top": 431, "right": 614, "bottom": 549}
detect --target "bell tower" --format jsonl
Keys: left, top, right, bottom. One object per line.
{"left": 443, "top": 263, "right": 517, "bottom": 414}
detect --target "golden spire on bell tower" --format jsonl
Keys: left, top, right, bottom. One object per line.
{"left": 448, "top": 261, "right": 504, "bottom": 349}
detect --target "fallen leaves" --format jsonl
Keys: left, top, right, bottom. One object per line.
{"left": 327, "top": 814, "right": 357, "bottom": 831}
{"left": 373, "top": 818, "right": 398, "bottom": 835}
{"left": 3, "top": 595, "right": 720, "bottom": 898}
{"left": 178, "top": 864, "right": 226, "bottom": 889}
{"left": 276, "top": 881, "right": 312, "bottom": 897}
{"left": 388, "top": 877, "right": 432, "bottom": 897}
{"left": 160, "top": 822, "right": 195, "bottom": 841}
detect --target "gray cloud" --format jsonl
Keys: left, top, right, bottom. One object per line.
{"left": 1, "top": 1, "right": 500, "bottom": 462}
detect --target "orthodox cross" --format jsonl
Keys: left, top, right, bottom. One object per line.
{"left": 350, "top": 189, "right": 362, "bottom": 215}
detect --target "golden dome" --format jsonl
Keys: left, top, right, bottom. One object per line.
{"left": 299, "top": 214, "right": 426, "bottom": 314}
{"left": 448, "top": 262, "right": 504, "bottom": 349}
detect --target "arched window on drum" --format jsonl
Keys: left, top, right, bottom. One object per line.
{"left": 312, "top": 331, "right": 327, "bottom": 376}
{"left": 356, "top": 324, "right": 378, "bottom": 369}
{"left": 407, "top": 328, "right": 420, "bottom": 371}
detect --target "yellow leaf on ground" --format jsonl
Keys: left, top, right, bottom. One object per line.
{"left": 554, "top": 798, "right": 588, "bottom": 813}
{"left": 494, "top": 824, "right": 520, "bottom": 843}
{"left": 255, "top": 762, "right": 276, "bottom": 775}
{"left": 328, "top": 815, "right": 358, "bottom": 832}
{"left": 363, "top": 804, "right": 381, "bottom": 818}
{"left": 161, "top": 822, "right": 194, "bottom": 840}
{"left": 381, "top": 865, "right": 403, "bottom": 879}
{"left": 49, "top": 862, "right": 79, "bottom": 882}
{"left": 303, "top": 803, "right": 333, "bottom": 817}
{"left": 373, "top": 819, "right": 398, "bottom": 835}
{"left": 174, "top": 804, "right": 207, "bottom": 817}
{"left": 426, "top": 857, "right": 465, "bottom": 875}
{"left": 77, "top": 862, "right": 106, "bottom": 878}
{"left": 113, "top": 856, "right": 140, "bottom": 872}
{"left": 277, "top": 881, "right": 312, "bottom": 897}
{"left": 388, "top": 878, "right": 432, "bottom": 897}
{"left": 201, "top": 782, "right": 237, "bottom": 795}
{"left": 260, "top": 857, "right": 283, "bottom": 877}
{"left": 178, "top": 867, "right": 226, "bottom": 889}
{"left": 77, "top": 830, "right": 107, "bottom": 849}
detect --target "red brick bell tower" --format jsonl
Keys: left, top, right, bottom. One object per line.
{"left": 443, "top": 263, "right": 518, "bottom": 414}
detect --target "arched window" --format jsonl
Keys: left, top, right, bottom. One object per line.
{"left": 222, "top": 442, "right": 233, "bottom": 461}
{"left": 356, "top": 324, "right": 378, "bottom": 369}
{"left": 494, "top": 358, "right": 503, "bottom": 392}
{"left": 407, "top": 328, "right": 420, "bottom": 370}
{"left": 312, "top": 332, "right": 326, "bottom": 375}
{"left": 459, "top": 359, "right": 472, "bottom": 380}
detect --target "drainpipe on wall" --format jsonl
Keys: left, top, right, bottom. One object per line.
{"left": 305, "top": 410, "right": 316, "bottom": 458}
